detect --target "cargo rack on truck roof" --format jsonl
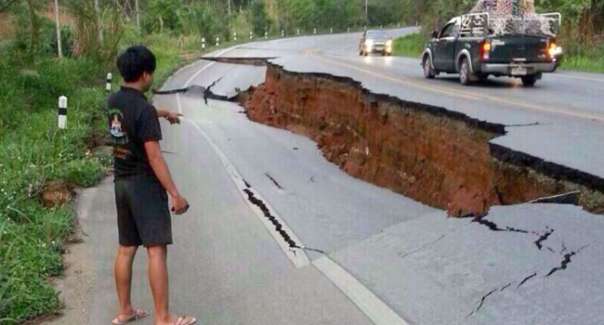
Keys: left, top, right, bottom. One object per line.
{"left": 459, "top": 11, "right": 561, "bottom": 37}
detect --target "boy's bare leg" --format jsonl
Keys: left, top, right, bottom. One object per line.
{"left": 147, "top": 245, "right": 176, "bottom": 324}
{"left": 114, "top": 245, "right": 138, "bottom": 317}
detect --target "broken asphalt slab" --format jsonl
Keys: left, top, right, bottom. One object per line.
{"left": 328, "top": 204, "right": 604, "bottom": 325}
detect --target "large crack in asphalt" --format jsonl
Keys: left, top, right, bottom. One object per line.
{"left": 242, "top": 186, "right": 297, "bottom": 248}
{"left": 240, "top": 179, "right": 326, "bottom": 255}
{"left": 166, "top": 57, "right": 604, "bottom": 215}
{"left": 162, "top": 58, "right": 604, "bottom": 317}
{"left": 238, "top": 62, "right": 604, "bottom": 216}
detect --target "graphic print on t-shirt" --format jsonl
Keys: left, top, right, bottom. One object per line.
{"left": 108, "top": 109, "right": 129, "bottom": 145}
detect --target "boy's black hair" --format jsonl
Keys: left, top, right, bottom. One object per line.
{"left": 116, "top": 45, "right": 156, "bottom": 82}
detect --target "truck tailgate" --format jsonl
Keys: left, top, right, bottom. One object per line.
{"left": 489, "top": 35, "right": 549, "bottom": 63}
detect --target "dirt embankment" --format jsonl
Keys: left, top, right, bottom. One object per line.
{"left": 242, "top": 64, "right": 604, "bottom": 217}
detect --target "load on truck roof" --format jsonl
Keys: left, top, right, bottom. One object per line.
{"left": 461, "top": 0, "right": 560, "bottom": 37}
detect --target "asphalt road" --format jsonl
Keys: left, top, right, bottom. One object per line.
{"left": 67, "top": 29, "right": 604, "bottom": 325}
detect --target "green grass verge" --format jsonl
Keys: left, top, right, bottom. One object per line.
{"left": 392, "top": 32, "right": 604, "bottom": 73}
{"left": 392, "top": 33, "right": 426, "bottom": 58}
{"left": 0, "top": 32, "right": 200, "bottom": 323}
{"left": 0, "top": 56, "right": 110, "bottom": 324}
{"left": 559, "top": 44, "right": 604, "bottom": 73}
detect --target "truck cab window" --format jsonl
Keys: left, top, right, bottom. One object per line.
{"left": 440, "top": 23, "right": 458, "bottom": 38}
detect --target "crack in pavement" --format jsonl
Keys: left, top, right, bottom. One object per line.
{"left": 242, "top": 188, "right": 297, "bottom": 248}
{"left": 242, "top": 178, "right": 252, "bottom": 189}
{"left": 471, "top": 216, "right": 529, "bottom": 234}
{"left": 517, "top": 272, "right": 538, "bottom": 288}
{"left": 535, "top": 228, "right": 554, "bottom": 250}
{"left": 468, "top": 282, "right": 512, "bottom": 317}
{"left": 545, "top": 244, "right": 589, "bottom": 277}
{"left": 241, "top": 181, "right": 325, "bottom": 255}
{"left": 265, "top": 172, "right": 284, "bottom": 190}
{"left": 397, "top": 234, "right": 446, "bottom": 259}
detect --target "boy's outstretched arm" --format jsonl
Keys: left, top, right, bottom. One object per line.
{"left": 144, "top": 140, "right": 189, "bottom": 214}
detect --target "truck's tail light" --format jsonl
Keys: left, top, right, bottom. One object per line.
{"left": 480, "top": 40, "right": 491, "bottom": 61}
{"left": 548, "top": 41, "right": 562, "bottom": 59}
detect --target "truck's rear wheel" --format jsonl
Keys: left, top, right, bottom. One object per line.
{"left": 423, "top": 56, "right": 436, "bottom": 79}
{"left": 459, "top": 58, "right": 475, "bottom": 85}
{"left": 521, "top": 75, "right": 538, "bottom": 87}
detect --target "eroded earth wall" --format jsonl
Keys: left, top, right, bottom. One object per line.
{"left": 242, "top": 64, "right": 604, "bottom": 217}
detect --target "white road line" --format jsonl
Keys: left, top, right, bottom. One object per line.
{"left": 187, "top": 118, "right": 310, "bottom": 268}
{"left": 314, "top": 256, "right": 410, "bottom": 325}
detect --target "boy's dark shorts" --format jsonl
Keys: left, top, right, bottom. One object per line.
{"left": 114, "top": 175, "right": 172, "bottom": 246}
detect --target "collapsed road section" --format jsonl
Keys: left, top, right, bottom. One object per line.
{"left": 224, "top": 60, "right": 604, "bottom": 217}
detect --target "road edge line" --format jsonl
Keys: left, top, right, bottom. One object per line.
{"left": 313, "top": 256, "right": 410, "bottom": 325}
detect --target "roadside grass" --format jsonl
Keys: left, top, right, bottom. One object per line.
{"left": 0, "top": 55, "right": 109, "bottom": 323}
{"left": 560, "top": 43, "right": 604, "bottom": 73}
{"left": 392, "top": 33, "right": 425, "bottom": 58}
{"left": 392, "top": 32, "right": 604, "bottom": 73}
{"left": 0, "top": 32, "right": 201, "bottom": 323}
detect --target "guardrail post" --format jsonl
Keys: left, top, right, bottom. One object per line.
{"left": 202, "top": 37, "right": 206, "bottom": 49}
{"left": 249, "top": 31, "right": 253, "bottom": 40}
{"left": 233, "top": 32, "right": 237, "bottom": 41}
{"left": 105, "top": 73, "right": 112, "bottom": 93}
{"left": 58, "top": 96, "right": 67, "bottom": 129}
{"left": 216, "top": 36, "right": 220, "bottom": 47}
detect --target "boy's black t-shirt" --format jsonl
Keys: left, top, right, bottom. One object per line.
{"left": 107, "top": 86, "right": 162, "bottom": 179}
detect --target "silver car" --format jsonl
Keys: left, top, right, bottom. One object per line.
{"left": 359, "top": 30, "right": 393, "bottom": 56}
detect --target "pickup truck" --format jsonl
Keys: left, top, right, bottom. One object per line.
{"left": 421, "top": 13, "right": 562, "bottom": 86}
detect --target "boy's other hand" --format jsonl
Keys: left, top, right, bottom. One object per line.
{"left": 165, "top": 112, "right": 183, "bottom": 125}
{"left": 171, "top": 194, "right": 190, "bottom": 215}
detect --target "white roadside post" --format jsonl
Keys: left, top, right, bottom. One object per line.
{"left": 105, "top": 72, "right": 112, "bottom": 93}
{"left": 233, "top": 32, "right": 237, "bottom": 41}
{"left": 313, "top": 27, "right": 317, "bottom": 34}
{"left": 281, "top": 30, "right": 285, "bottom": 38}
{"left": 296, "top": 28, "right": 300, "bottom": 35}
{"left": 264, "top": 31, "right": 268, "bottom": 39}
{"left": 347, "top": 27, "right": 350, "bottom": 33}
{"left": 216, "top": 36, "right": 220, "bottom": 47}
{"left": 202, "top": 37, "right": 206, "bottom": 49}
{"left": 58, "top": 96, "right": 67, "bottom": 130}
{"left": 249, "top": 31, "right": 253, "bottom": 40}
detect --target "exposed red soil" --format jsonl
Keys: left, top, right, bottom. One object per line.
{"left": 242, "top": 64, "right": 604, "bottom": 216}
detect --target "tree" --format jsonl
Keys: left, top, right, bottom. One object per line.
{"left": 249, "top": 0, "right": 272, "bottom": 34}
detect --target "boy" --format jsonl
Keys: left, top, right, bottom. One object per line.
{"left": 108, "top": 45, "right": 196, "bottom": 325}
